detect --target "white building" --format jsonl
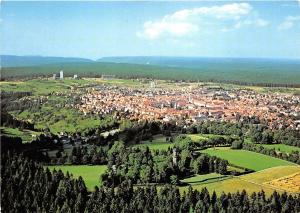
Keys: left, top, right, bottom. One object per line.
{"left": 73, "top": 74, "right": 78, "bottom": 79}
{"left": 60, "top": 70, "right": 64, "bottom": 79}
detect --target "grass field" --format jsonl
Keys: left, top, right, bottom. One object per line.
{"left": 180, "top": 166, "right": 300, "bottom": 196}
{"left": 133, "top": 142, "right": 174, "bottom": 151}
{"left": 240, "top": 166, "right": 300, "bottom": 183}
{"left": 261, "top": 144, "right": 300, "bottom": 154}
{"left": 185, "top": 133, "right": 229, "bottom": 142}
{"left": 47, "top": 165, "right": 107, "bottom": 191}
{"left": 132, "top": 135, "right": 174, "bottom": 151}
{"left": 0, "top": 127, "right": 41, "bottom": 143}
{"left": 199, "top": 147, "right": 296, "bottom": 171}
{"left": 266, "top": 172, "right": 300, "bottom": 193}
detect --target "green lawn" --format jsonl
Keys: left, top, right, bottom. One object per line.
{"left": 0, "top": 127, "right": 41, "bottom": 143}
{"left": 132, "top": 135, "right": 174, "bottom": 151}
{"left": 185, "top": 133, "right": 230, "bottom": 143}
{"left": 47, "top": 165, "right": 107, "bottom": 191}
{"left": 186, "top": 134, "right": 209, "bottom": 142}
{"left": 133, "top": 142, "right": 174, "bottom": 151}
{"left": 199, "top": 147, "right": 296, "bottom": 171}
{"left": 261, "top": 144, "right": 300, "bottom": 154}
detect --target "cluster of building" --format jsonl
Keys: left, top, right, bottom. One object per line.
{"left": 76, "top": 83, "right": 300, "bottom": 130}
{"left": 52, "top": 70, "right": 79, "bottom": 80}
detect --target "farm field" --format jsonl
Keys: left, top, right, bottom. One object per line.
{"left": 261, "top": 144, "right": 300, "bottom": 154}
{"left": 240, "top": 166, "right": 300, "bottom": 184}
{"left": 266, "top": 172, "right": 300, "bottom": 193}
{"left": 199, "top": 147, "right": 296, "bottom": 171}
{"left": 181, "top": 166, "right": 300, "bottom": 196}
{"left": 47, "top": 165, "right": 107, "bottom": 191}
{"left": 0, "top": 127, "right": 41, "bottom": 143}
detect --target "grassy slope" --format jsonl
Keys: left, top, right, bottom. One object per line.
{"left": 1, "top": 79, "right": 114, "bottom": 134}
{"left": 261, "top": 144, "right": 300, "bottom": 154}
{"left": 132, "top": 135, "right": 174, "bottom": 151}
{"left": 0, "top": 127, "right": 41, "bottom": 143}
{"left": 199, "top": 147, "right": 296, "bottom": 171}
{"left": 47, "top": 165, "right": 107, "bottom": 191}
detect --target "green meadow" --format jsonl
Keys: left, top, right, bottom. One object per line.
{"left": 261, "top": 144, "right": 300, "bottom": 154}
{"left": 0, "top": 127, "right": 41, "bottom": 143}
{"left": 132, "top": 135, "right": 174, "bottom": 151}
{"left": 199, "top": 147, "right": 296, "bottom": 171}
{"left": 47, "top": 165, "right": 107, "bottom": 191}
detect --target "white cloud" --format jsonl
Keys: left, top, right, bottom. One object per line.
{"left": 137, "top": 3, "right": 268, "bottom": 40}
{"left": 278, "top": 16, "right": 300, "bottom": 30}
{"left": 137, "top": 21, "right": 199, "bottom": 40}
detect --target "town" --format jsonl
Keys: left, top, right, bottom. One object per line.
{"left": 78, "top": 80, "right": 300, "bottom": 131}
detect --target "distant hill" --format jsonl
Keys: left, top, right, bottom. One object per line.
{"left": 99, "top": 56, "right": 300, "bottom": 71}
{"left": 2, "top": 56, "right": 300, "bottom": 86}
{"left": 1, "top": 55, "right": 93, "bottom": 67}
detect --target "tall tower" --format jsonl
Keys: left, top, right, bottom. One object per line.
{"left": 172, "top": 148, "right": 179, "bottom": 166}
{"left": 60, "top": 70, "right": 64, "bottom": 80}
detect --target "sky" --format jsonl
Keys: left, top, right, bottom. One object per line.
{"left": 1, "top": 1, "right": 300, "bottom": 59}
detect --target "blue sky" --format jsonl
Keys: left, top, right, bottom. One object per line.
{"left": 1, "top": 1, "right": 300, "bottom": 59}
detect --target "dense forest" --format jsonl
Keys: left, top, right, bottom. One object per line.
{"left": 2, "top": 56, "right": 300, "bottom": 86}
{"left": 2, "top": 152, "right": 300, "bottom": 213}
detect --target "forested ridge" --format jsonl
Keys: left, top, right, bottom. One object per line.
{"left": 2, "top": 151, "right": 300, "bottom": 213}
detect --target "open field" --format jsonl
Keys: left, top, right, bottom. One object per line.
{"left": 266, "top": 172, "right": 300, "bottom": 193}
{"left": 185, "top": 133, "right": 229, "bottom": 142}
{"left": 261, "top": 144, "right": 300, "bottom": 154}
{"left": 180, "top": 166, "right": 300, "bottom": 196}
{"left": 132, "top": 135, "right": 174, "bottom": 151}
{"left": 199, "top": 147, "right": 296, "bottom": 171}
{"left": 240, "top": 166, "right": 300, "bottom": 183}
{"left": 0, "top": 127, "right": 41, "bottom": 143}
{"left": 46, "top": 165, "right": 107, "bottom": 191}
{"left": 133, "top": 142, "right": 174, "bottom": 151}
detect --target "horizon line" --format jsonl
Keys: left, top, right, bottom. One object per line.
{"left": 2, "top": 54, "right": 300, "bottom": 61}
